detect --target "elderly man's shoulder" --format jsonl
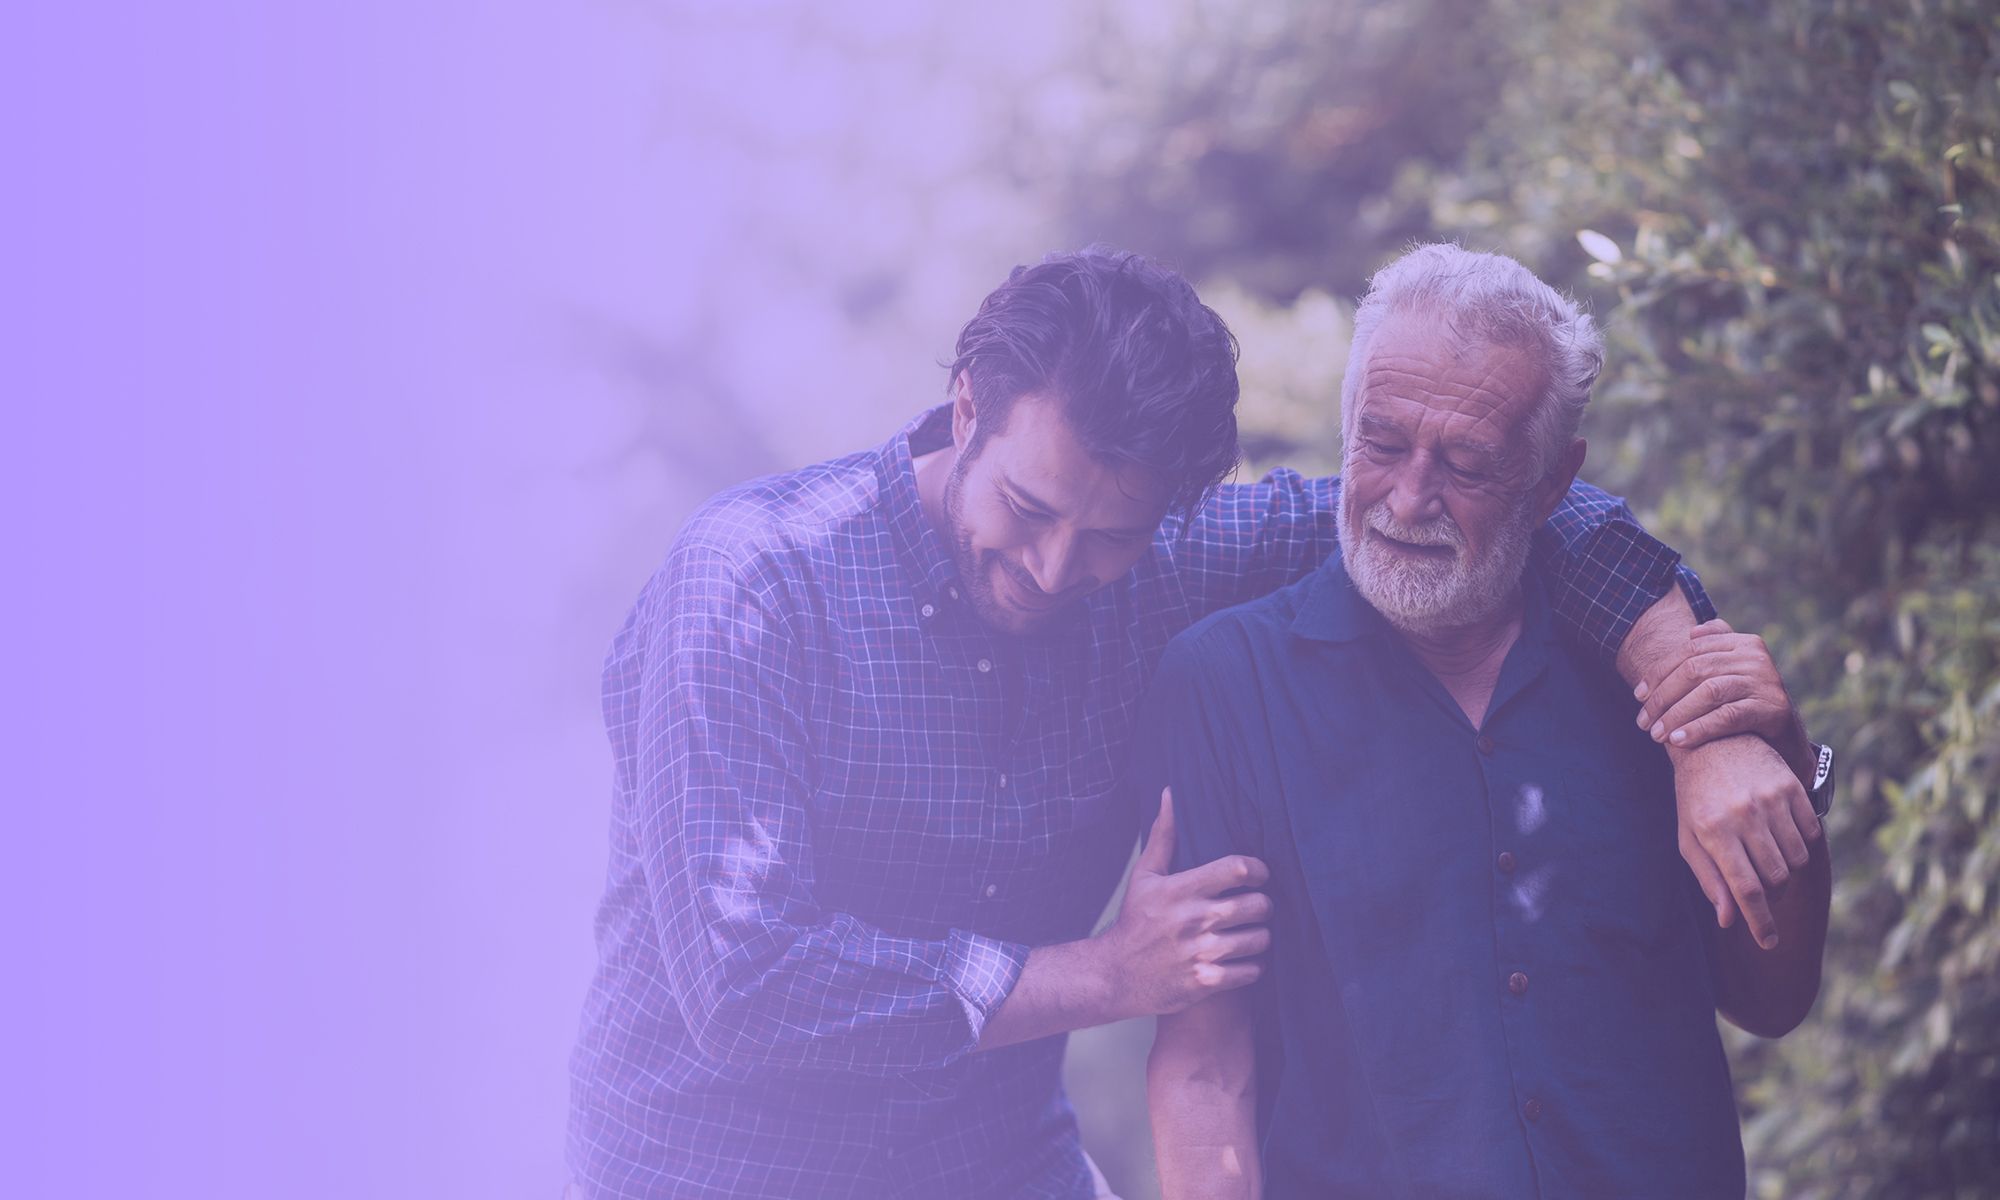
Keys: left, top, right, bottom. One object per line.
{"left": 1153, "top": 568, "right": 1324, "bottom": 690}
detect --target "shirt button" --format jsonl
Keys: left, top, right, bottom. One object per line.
{"left": 1476, "top": 734, "right": 1496, "bottom": 755}
{"left": 1523, "top": 1097, "right": 1543, "bottom": 1122}
{"left": 977, "top": 658, "right": 993, "bottom": 673}
{"left": 947, "top": 585, "right": 961, "bottom": 601}
{"left": 1497, "top": 851, "right": 1517, "bottom": 874}
{"left": 920, "top": 602, "right": 936, "bottom": 619}
{"left": 997, "top": 773, "right": 1009, "bottom": 789}
{"left": 1508, "top": 971, "right": 1529, "bottom": 995}
{"left": 983, "top": 883, "right": 1000, "bottom": 899}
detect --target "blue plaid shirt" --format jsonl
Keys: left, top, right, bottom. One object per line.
{"left": 567, "top": 405, "right": 1713, "bottom": 1199}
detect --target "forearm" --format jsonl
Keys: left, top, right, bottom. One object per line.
{"left": 977, "top": 939, "right": 1119, "bottom": 1051}
{"left": 1625, "top": 591, "right": 1817, "bottom": 785}
{"left": 667, "top": 902, "right": 1029, "bottom": 1073}
{"left": 1149, "top": 1005, "right": 1260, "bottom": 1199}
{"left": 1712, "top": 836, "right": 1832, "bottom": 1037}
{"left": 1615, "top": 585, "right": 1700, "bottom": 690}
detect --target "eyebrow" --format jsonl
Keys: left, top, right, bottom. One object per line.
{"left": 1001, "top": 474, "right": 1157, "bottom": 538}
{"left": 1355, "top": 412, "right": 1505, "bottom": 461}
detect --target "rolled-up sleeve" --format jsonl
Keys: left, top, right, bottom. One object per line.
{"left": 629, "top": 535, "right": 1028, "bottom": 1074}
{"left": 1534, "top": 481, "right": 1717, "bottom": 663}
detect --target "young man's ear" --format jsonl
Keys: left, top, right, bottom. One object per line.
{"left": 949, "top": 372, "right": 977, "bottom": 452}
{"left": 1532, "top": 437, "right": 1588, "bottom": 524}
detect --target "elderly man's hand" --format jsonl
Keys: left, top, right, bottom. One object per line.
{"left": 1634, "top": 619, "right": 1822, "bottom": 945}
{"left": 1633, "top": 619, "right": 1813, "bottom": 774}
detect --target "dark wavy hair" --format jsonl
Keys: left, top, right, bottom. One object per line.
{"left": 947, "top": 248, "right": 1241, "bottom": 520}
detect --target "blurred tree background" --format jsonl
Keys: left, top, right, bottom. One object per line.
{"left": 602, "top": 0, "right": 2000, "bottom": 1195}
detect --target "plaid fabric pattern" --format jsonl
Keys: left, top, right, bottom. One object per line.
{"left": 567, "top": 405, "right": 1712, "bottom": 1199}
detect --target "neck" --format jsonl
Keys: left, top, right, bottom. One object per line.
{"left": 912, "top": 445, "right": 952, "bottom": 536}
{"left": 1393, "top": 593, "right": 1525, "bottom": 725}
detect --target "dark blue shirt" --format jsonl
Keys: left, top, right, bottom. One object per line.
{"left": 1132, "top": 552, "right": 1744, "bottom": 1199}
{"left": 569, "top": 405, "right": 1715, "bottom": 1198}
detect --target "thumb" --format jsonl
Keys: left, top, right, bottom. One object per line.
{"left": 1136, "top": 786, "right": 1177, "bottom": 875}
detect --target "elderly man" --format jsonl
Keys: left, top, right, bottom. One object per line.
{"left": 1139, "top": 244, "right": 1833, "bottom": 1198}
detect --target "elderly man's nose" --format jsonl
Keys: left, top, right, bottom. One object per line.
{"left": 1387, "top": 464, "right": 1446, "bottom": 523}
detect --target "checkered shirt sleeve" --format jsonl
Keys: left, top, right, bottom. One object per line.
{"left": 632, "top": 529, "right": 1028, "bottom": 1074}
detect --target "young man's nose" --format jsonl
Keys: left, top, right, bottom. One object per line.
{"left": 1024, "top": 533, "right": 1083, "bottom": 596}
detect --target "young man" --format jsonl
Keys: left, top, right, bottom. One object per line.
{"left": 567, "top": 249, "right": 1817, "bottom": 1198}
{"left": 1141, "top": 245, "right": 1832, "bottom": 1198}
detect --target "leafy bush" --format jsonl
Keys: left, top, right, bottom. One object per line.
{"left": 1052, "top": 1, "right": 2000, "bottom": 1193}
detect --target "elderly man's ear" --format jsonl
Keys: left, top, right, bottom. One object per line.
{"left": 1532, "top": 438, "right": 1589, "bottom": 524}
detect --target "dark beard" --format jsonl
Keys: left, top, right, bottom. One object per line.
{"left": 941, "top": 457, "right": 1004, "bottom": 628}
{"left": 941, "top": 458, "right": 1076, "bottom": 637}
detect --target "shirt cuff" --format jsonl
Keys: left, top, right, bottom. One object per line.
{"left": 1673, "top": 561, "right": 1718, "bottom": 623}
{"left": 940, "top": 929, "right": 1031, "bottom": 1045}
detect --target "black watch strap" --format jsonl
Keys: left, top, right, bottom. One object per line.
{"left": 1807, "top": 742, "right": 1836, "bottom": 818}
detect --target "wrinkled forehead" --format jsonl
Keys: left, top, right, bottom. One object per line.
{"left": 1348, "top": 314, "right": 1547, "bottom": 446}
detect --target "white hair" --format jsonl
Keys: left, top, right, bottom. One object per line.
{"left": 1341, "top": 242, "right": 1603, "bottom": 476}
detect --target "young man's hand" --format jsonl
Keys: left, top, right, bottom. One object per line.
{"left": 1097, "top": 788, "right": 1272, "bottom": 1019}
{"left": 976, "top": 788, "right": 1271, "bottom": 1051}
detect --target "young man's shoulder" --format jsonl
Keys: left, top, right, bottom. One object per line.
{"left": 625, "top": 444, "right": 902, "bottom": 647}
{"left": 672, "top": 447, "right": 891, "bottom": 568}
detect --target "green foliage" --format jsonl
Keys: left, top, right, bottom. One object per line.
{"left": 1044, "top": 1, "right": 2000, "bottom": 1194}
{"left": 1411, "top": 4, "right": 2000, "bottom": 1192}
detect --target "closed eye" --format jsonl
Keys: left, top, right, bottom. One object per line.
{"left": 1004, "top": 494, "right": 1050, "bottom": 522}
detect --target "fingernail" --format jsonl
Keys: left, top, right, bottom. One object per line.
{"left": 1650, "top": 721, "right": 1665, "bottom": 739}
{"left": 1761, "top": 935, "right": 1780, "bottom": 950}
{"left": 1633, "top": 681, "right": 1649, "bottom": 701}
{"left": 1669, "top": 729, "right": 1686, "bottom": 745}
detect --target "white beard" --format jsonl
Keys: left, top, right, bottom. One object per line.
{"left": 1337, "top": 484, "right": 1538, "bottom": 636}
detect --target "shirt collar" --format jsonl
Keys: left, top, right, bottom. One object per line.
{"left": 877, "top": 404, "right": 964, "bottom": 606}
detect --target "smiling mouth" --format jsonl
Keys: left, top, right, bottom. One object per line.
{"left": 1368, "top": 528, "right": 1455, "bottom": 558}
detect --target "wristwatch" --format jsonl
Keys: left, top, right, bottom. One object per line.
{"left": 1807, "top": 742, "right": 1836, "bottom": 818}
